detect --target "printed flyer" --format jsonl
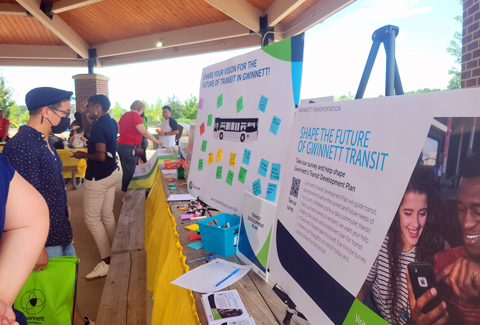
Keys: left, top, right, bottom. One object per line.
{"left": 269, "top": 88, "right": 480, "bottom": 325}
{"left": 188, "top": 34, "right": 304, "bottom": 215}
{"left": 236, "top": 191, "right": 277, "bottom": 282}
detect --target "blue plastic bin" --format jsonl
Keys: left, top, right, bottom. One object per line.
{"left": 197, "top": 213, "right": 240, "bottom": 257}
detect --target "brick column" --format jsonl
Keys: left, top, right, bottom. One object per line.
{"left": 72, "top": 73, "right": 110, "bottom": 107}
{"left": 462, "top": 0, "right": 480, "bottom": 88}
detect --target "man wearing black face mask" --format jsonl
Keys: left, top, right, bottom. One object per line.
{"left": 3, "top": 87, "right": 95, "bottom": 325}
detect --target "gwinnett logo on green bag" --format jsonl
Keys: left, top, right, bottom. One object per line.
{"left": 20, "top": 289, "right": 46, "bottom": 323}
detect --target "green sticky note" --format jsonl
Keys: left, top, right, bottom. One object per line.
{"left": 226, "top": 170, "right": 234, "bottom": 186}
{"left": 216, "top": 166, "right": 223, "bottom": 179}
{"left": 238, "top": 167, "right": 247, "bottom": 184}
{"left": 201, "top": 140, "right": 207, "bottom": 152}
{"left": 207, "top": 114, "right": 213, "bottom": 126}
{"left": 217, "top": 94, "right": 223, "bottom": 108}
{"left": 236, "top": 96, "right": 243, "bottom": 113}
{"left": 198, "top": 159, "right": 203, "bottom": 171}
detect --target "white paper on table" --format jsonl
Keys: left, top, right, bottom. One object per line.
{"left": 160, "top": 168, "right": 178, "bottom": 175}
{"left": 171, "top": 259, "right": 252, "bottom": 293}
{"left": 166, "top": 194, "right": 196, "bottom": 202}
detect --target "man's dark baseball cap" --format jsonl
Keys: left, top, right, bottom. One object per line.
{"left": 26, "top": 87, "right": 73, "bottom": 111}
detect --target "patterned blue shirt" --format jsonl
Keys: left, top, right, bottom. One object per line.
{"left": 3, "top": 125, "right": 73, "bottom": 247}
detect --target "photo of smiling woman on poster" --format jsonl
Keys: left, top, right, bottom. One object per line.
{"left": 357, "top": 166, "right": 445, "bottom": 324}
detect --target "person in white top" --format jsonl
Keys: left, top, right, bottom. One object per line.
{"left": 69, "top": 127, "right": 87, "bottom": 148}
{"left": 156, "top": 105, "right": 179, "bottom": 147}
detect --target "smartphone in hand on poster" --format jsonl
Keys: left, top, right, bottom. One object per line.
{"left": 408, "top": 262, "right": 442, "bottom": 314}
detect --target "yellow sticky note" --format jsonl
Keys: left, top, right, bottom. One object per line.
{"left": 229, "top": 153, "right": 236, "bottom": 167}
{"left": 185, "top": 224, "right": 199, "bottom": 231}
{"left": 208, "top": 152, "right": 214, "bottom": 165}
{"left": 216, "top": 148, "right": 223, "bottom": 162}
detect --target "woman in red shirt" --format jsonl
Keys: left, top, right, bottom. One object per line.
{"left": 117, "top": 100, "right": 162, "bottom": 195}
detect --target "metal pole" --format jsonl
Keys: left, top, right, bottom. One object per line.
{"left": 355, "top": 40, "right": 381, "bottom": 99}
{"left": 467, "top": 117, "right": 477, "bottom": 157}
{"left": 454, "top": 124, "right": 464, "bottom": 189}
{"left": 385, "top": 30, "right": 396, "bottom": 96}
{"left": 394, "top": 60, "right": 404, "bottom": 95}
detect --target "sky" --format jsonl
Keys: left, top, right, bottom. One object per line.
{"left": 0, "top": 0, "right": 462, "bottom": 108}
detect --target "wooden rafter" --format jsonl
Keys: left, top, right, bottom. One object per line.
{"left": 16, "top": 0, "right": 90, "bottom": 59}
{"left": 204, "top": 0, "right": 262, "bottom": 33}
{"left": 52, "top": 0, "right": 103, "bottom": 14}
{"left": 266, "top": 0, "right": 306, "bottom": 27}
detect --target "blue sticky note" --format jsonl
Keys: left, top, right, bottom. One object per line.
{"left": 269, "top": 116, "right": 281, "bottom": 135}
{"left": 266, "top": 183, "right": 277, "bottom": 201}
{"left": 252, "top": 179, "right": 262, "bottom": 196}
{"left": 257, "top": 95, "right": 268, "bottom": 113}
{"left": 187, "top": 241, "right": 203, "bottom": 250}
{"left": 242, "top": 149, "right": 252, "bottom": 165}
{"left": 258, "top": 158, "right": 269, "bottom": 177}
{"left": 271, "top": 163, "right": 281, "bottom": 181}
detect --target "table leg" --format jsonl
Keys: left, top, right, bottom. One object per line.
{"left": 71, "top": 171, "right": 83, "bottom": 190}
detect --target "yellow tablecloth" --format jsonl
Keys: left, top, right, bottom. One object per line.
{"left": 145, "top": 172, "right": 200, "bottom": 325}
{"left": 57, "top": 149, "right": 87, "bottom": 179}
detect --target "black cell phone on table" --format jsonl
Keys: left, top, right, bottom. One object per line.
{"left": 408, "top": 262, "right": 442, "bottom": 314}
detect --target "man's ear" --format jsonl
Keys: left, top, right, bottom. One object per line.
{"left": 41, "top": 106, "right": 50, "bottom": 118}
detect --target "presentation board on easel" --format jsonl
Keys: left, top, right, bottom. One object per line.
{"left": 188, "top": 34, "right": 304, "bottom": 215}
{"left": 269, "top": 88, "right": 480, "bottom": 324}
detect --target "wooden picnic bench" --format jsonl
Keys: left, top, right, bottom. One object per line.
{"left": 96, "top": 190, "right": 147, "bottom": 325}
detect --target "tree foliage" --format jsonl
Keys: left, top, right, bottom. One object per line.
{"left": 446, "top": 2, "right": 462, "bottom": 90}
{"left": 183, "top": 94, "right": 198, "bottom": 120}
{"left": 110, "top": 101, "right": 127, "bottom": 122}
{"left": 0, "top": 74, "right": 16, "bottom": 118}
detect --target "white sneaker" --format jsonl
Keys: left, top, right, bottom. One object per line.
{"left": 85, "top": 261, "right": 109, "bottom": 280}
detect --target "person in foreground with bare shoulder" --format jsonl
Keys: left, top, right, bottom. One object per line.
{"left": 0, "top": 153, "right": 49, "bottom": 325}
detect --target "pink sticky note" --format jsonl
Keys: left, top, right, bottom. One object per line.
{"left": 199, "top": 98, "right": 204, "bottom": 109}
{"left": 200, "top": 122, "right": 205, "bottom": 135}
{"left": 188, "top": 233, "right": 201, "bottom": 240}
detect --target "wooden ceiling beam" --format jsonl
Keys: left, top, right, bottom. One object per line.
{"left": 203, "top": 0, "right": 262, "bottom": 33}
{"left": 266, "top": 0, "right": 306, "bottom": 27}
{"left": 95, "top": 20, "right": 254, "bottom": 58}
{"left": 99, "top": 35, "right": 259, "bottom": 67}
{"left": 52, "top": 0, "right": 103, "bottom": 14}
{"left": 0, "top": 4, "right": 27, "bottom": 15}
{"left": 284, "top": 0, "right": 354, "bottom": 39}
{"left": 16, "top": 0, "right": 90, "bottom": 59}
{"left": 0, "top": 58, "right": 86, "bottom": 67}
{"left": 0, "top": 44, "right": 78, "bottom": 59}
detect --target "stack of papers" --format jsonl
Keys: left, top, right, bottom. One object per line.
{"left": 171, "top": 259, "right": 252, "bottom": 293}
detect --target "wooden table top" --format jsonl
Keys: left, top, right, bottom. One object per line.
{"left": 161, "top": 172, "right": 310, "bottom": 325}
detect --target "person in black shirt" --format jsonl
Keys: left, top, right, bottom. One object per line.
{"left": 73, "top": 95, "right": 119, "bottom": 280}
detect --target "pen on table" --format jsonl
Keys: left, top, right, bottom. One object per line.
{"left": 186, "top": 255, "right": 218, "bottom": 264}
{"left": 216, "top": 268, "right": 240, "bottom": 287}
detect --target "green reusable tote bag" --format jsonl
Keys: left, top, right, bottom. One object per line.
{"left": 13, "top": 256, "right": 79, "bottom": 325}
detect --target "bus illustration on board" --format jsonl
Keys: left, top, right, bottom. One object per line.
{"left": 213, "top": 117, "right": 259, "bottom": 142}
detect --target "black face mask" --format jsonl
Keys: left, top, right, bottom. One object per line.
{"left": 47, "top": 109, "right": 70, "bottom": 134}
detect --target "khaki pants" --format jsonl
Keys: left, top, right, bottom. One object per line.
{"left": 83, "top": 169, "right": 119, "bottom": 259}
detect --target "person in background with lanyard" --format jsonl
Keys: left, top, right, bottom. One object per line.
{"left": 156, "top": 105, "right": 179, "bottom": 147}
{"left": 3, "top": 87, "right": 94, "bottom": 325}
{"left": 73, "top": 95, "right": 119, "bottom": 281}
{"left": 0, "top": 110, "right": 10, "bottom": 142}
{"left": 139, "top": 111, "right": 148, "bottom": 164}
